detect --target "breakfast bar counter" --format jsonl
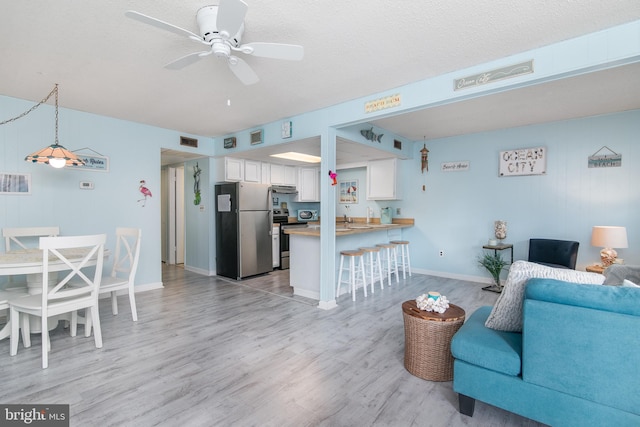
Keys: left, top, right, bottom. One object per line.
{"left": 285, "top": 219, "right": 414, "bottom": 300}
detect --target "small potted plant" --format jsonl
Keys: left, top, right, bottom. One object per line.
{"left": 478, "top": 252, "right": 508, "bottom": 290}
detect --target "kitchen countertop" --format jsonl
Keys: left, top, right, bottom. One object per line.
{"left": 284, "top": 219, "right": 414, "bottom": 237}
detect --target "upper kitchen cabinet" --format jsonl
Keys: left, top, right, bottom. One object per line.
{"left": 296, "top": 167, "right": 320, "bottom": 202}
{"left": 271, "top": 164, "right": 297, "bottom": 186}
{"left": 244, "top": 160, "right": 262, "bottom": 183}
{"left": 215, "top": 157, "right": 244, "bottom": 182}
{"left": 367, "top": 158, "right": 401, "bottom": 200}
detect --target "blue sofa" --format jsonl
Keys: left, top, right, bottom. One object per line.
{"left": 451, "top": 278, "right": 640, "bottom": 426}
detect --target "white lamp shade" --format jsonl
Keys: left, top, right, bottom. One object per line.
{"left": 591, "top": 226, "right": 628, "bottom": 249}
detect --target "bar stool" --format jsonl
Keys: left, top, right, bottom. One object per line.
{"left": 359, "top": 246, "right": 384, "bottom": 293}
{"left": 391, "top": 240, "right": 412, "bottom": 279}
{"left": 376, "top": 243, "right": 399, "bottom": 285}
{"left": 337, "top": 250, "right": 367, "bottom": 301}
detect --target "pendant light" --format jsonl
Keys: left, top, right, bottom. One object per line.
{"left": 23, "top": 84, "right": 84, "bottom": 168}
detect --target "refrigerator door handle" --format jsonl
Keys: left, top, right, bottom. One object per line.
{"left": 268, "top": 187, "right": 273, "bottom": 235}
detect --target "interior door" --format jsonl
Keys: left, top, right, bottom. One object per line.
{"left": 176, "top": 166, "right": 185, "bottom": 264}
{"left": 167, "top": 166, "right": 185, "bottom": 265}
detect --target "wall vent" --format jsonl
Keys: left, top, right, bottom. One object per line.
{"left": 180, "top": 136, "right": 198, "bottom": 148}
{"left": 250, "top": 130, "right": 263, "bottom": 145}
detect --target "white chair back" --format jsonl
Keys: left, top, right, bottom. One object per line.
{"left": 3, "top": 226, "right": 60, "bottom": 251}
{"left": 9, "top": 233, "right": 106, "bottom": 368}
{"left": 40, "top": 234, "right": 106, "bottom": 307}
{"left": 110, "top": 227, "right": 142, "bottom": 284}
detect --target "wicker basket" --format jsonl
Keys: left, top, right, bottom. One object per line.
{"left": 402, "top": 301, "right": 465, "bottom": 381}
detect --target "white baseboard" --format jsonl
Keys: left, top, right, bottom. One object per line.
{"left": 412, "top": 268, "right": 493, "bottom": 285}
{"left": 293, "top": 288, "right": 320, "bottom": 300}
{"left": 183, "top": 265, "right": 213, "bottom": 276}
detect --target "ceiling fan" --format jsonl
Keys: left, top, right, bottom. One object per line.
{"left": 125, "top": 0, "right": 304, "bottom": 85}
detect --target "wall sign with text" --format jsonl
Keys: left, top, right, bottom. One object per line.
{"left": 499, "top": 146, "right": 546, "bottom": 177}
{"left": 74, "top": 154, "right": 109, "bottom": 172}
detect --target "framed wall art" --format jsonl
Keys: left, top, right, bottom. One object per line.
{"left": 0, "top": 172, "right": 31, "bottom": 195}
{"left": 338, "top": 179, "right": 358, "bottom": 204}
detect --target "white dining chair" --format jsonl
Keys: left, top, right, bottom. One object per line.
{"left": 0, "top": 288, "right": 29, "bottom": 342}
{"left": 100, "top": 227, "right": 141, "bottom": 321}
{"left": 3, "top": 226, "right": 60, "bottom": 251}
{"left": 71, "top": 227, "right": 141, "bottom": 336}
{"left": 9, "top": 234, "right": 106, "bottom": 369}
{"left": 2, "top": 226, "right": 60, "bottom": 289}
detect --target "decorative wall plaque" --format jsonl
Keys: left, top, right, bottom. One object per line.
{"left": 455, "top": 60, "right": 534, "bottom": 91}
{"left": 588, "top": 146, "right": 621, "bottom": 168}
{"left": 499, "top": 146, "right": 546, "bottom": 177}
{"left": 223, "top": 137, "right": 236, "bottom": 149}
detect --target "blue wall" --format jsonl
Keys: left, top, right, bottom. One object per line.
{"left": 0, "top": 95, "right": 211, "bottom": 289}
{"left": 2, "top": 19, "right": 639, "bottom": 295}
{"left": 398, "top": 110, "right": 640, "bottom": 282}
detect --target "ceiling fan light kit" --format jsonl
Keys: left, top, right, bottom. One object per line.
{"left": 125, "top": 0, "right": 304, "bottom": 85}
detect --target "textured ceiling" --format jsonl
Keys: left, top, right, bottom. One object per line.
{"left": 1, "top": 1, "right": 639, "bottom": 148}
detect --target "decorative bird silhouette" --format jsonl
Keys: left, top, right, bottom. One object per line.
{"left": 328, "top": 170, "right": 338, "bottom": 186}
{"left": 138, "top": 180, "right": 152, "bottom": 207}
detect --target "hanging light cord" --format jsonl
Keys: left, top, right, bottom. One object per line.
{"left": 0, "top": 85, "right": 59, "bottom": 142}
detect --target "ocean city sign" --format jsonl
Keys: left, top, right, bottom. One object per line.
{"left": 499, "top": 146, "right": 546, "bottom": 177}
{"left": 454, "top": 60, "right": 533, "bottom": 91}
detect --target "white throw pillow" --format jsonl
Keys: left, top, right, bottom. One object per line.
{"left": 623, "top": 279, "right": 639, "bottom": 288}
{"left": 484, "top": 260, "right": 605, "bottom": 332}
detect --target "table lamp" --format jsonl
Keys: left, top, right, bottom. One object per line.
{"left": 591, "top": 226, "right": 628, "bottom": 266}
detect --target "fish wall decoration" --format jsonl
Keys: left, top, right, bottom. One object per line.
{"left": 360, "top": 127, "right": 383, "bottom": 143}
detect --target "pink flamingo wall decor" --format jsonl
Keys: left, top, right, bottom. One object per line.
{"left": 138, "top": 180, "right": 152, "bottom": 207}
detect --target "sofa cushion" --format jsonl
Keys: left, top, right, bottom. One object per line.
{"left": 603, "top": 264, "right": 640, "bottom": 286}
{"left": 484, "top": 260, "right": 604, "bottom": 332}
{"left": 523, "top": 279, "right": 640, "bottom": 416}
{"left": 451, "top": 306, "right": 522, "bottom": 376}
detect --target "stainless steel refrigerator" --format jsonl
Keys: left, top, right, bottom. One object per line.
{"left": 215, "top": 182, "right": 273, "bottom": 279}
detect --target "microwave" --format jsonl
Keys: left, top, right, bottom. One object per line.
{"left": 297, "top": 209, "right": 318, "bottom": 222}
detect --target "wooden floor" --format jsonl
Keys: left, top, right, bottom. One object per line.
{"left": 0, "top": 265, "right": 546, "bottom": 427}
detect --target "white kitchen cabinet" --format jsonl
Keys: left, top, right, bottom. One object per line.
{"left": 284, "top": 166, "right": 297, "bottom": 186}
{"left": 271, "top": 164, "right": 297, "bottom": 185}
{"left": 367, "top": 158, "right": 401, "bottom": 200}
{"left": 223, "top": 157, "right": 244, "bottom": 182}
{"left": 296, "top": 167, "right": 320, "bottom": 202}
{"left": 272, "top": 225, "right": 280, "bottom": 268}
{"left": 270, "top": 163, "right": 284, "bottom": 184}
{"left": 261, "top": 162, "right": 271, "bottom": 184}
{"left": 244, "top": 160, "right": 261, "bottom": 182}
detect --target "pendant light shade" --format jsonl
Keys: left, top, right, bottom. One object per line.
{"left": 25, "top": 143, "right": 84, "bottom": 168}
{"left": 22, "top": 84, "right": 85, "bottom": 168}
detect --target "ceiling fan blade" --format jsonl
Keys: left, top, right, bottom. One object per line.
{"left": 164, "top": 51, "right": 211, "bottom": 70}
{"left": 240, "top": 42, "right": 304, "bottom": 61}
{"left": 228, "top": 56, "right": 259, "bottom": 85}
{"left": 216, "top": 0, "right": 248, "bottom": 39}
{"left": 125, "top": 10, "right": 202, "bottom": 42}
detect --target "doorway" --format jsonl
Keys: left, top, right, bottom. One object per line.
{"left": 161, "top": 165, "right": 185, "bottom": 265}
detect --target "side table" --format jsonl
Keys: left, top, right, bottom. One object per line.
{"left": 586, "top": 264, "right": 605, "bottom": 274}
{"left": 482, "top": 243, "right": 513, "bottom": 293}
{"left": 402, "top": 300, "right": 466, "bottom": 381}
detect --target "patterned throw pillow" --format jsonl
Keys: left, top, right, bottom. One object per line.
{"left": 484, "top": 260, "right": 605, "bottom": 332}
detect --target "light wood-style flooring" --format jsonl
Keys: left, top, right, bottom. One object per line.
{"left": 0, "top": 265, "right": 546, "bottom": 426}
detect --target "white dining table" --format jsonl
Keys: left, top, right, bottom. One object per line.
{"left": 0, "top": 247, "right": 110, "bottom": 339}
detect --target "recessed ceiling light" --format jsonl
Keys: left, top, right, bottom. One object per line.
{"left": 270, "top": 152, "right": 321, "bottom": 163}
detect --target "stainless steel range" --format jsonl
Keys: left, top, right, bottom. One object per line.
{"left": 273, "top": 208, "right": 308, "bottom": 270}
